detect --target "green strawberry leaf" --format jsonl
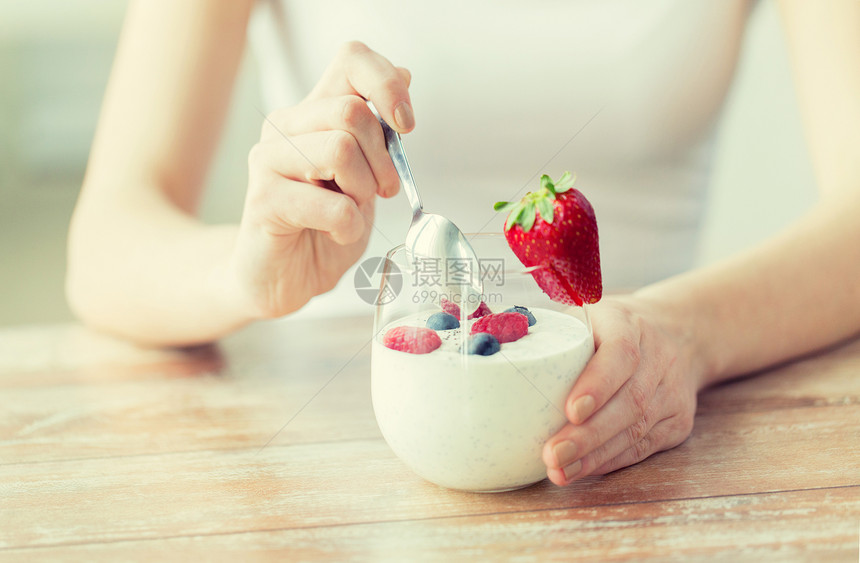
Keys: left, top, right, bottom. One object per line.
{"left": 553, "top": 171, "right": 576, "bottom": 193}
{"left": 536, "top": 197, "right": 554, "bottom": 224}
{"left": 500, "top": 171, "right": 578, "bottom": 231}
{"left": 520, "top": 201, "right": 537, "bottom": 232}
{"left": 505, "top": 203, "right": 526, "bottom": 231}
{"left": 540, "top": 174, "right": 556, "bottom": 195}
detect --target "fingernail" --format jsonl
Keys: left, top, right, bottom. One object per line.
{"left": 394, "top": 102, "right": 414, "bottom": 130}
{"left": 552, "top": 440, "right": 578, "bottom": 467}
{"left": 563, "top": 460, "right": 582, "bottom": 482}
{"left": 572, "top": 395, "right": 595, "bottom": 423}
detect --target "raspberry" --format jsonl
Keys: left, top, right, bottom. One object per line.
{"left": 470, "top": 312, "right": 529, "bottom": 343}
{"left": 440, "top": 297, "right": 461, "bottom": 318}
{"left": 503, "top": 305, "right": 536, "bottom": 326}
{"left": 383, "top": 326, "right": 442, "bottom": 354}
{"left": 467, "top": 301, "right": 493, "bottom": 320}
{"left": 440, "top": 297, "right": 491, "bottom": 320}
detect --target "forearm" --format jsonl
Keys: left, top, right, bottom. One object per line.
{"left": 64, "top": 1, "right": 263, "bottom": 346}
{"left": 636, "top": 193, "right": 860, "bottom": 389}
{"left": 69, "top": 2, "right": 410, "bottom": 346}
{"left": 66, "top": 188, "right": 259, "bottom": 347}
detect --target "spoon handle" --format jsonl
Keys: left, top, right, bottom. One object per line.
{"left": 366, "top": 101, "right": 423, "bottom": 217}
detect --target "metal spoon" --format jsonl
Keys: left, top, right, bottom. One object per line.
{"left": 367, "top": 101, "right": 483, "bottom": 314}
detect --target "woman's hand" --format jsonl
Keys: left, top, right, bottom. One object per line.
{"left": 228, "top": 41, "right": 413, "bottom": 319}
{"left": 542, "top": 295, "right": 704, "bottom": 486}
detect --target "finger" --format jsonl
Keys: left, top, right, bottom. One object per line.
{"left": 544, "top": 413, "right": 662, "bottom": 487}
{"left": 250, "top": 130, "right": 378, "bottom": 206}
{"left": 559, "top": 385, "right": 665, "bottom": 482}
{"left": 251, "top": 177, "right": 366, "bottom": 246}
{"left": 396, "top": 66, "right": 412, "bottom": 87}
{"left": 544, "top": 415, "right": 666, "bottom": 487}
{"left": 308, "top": 41, "right": 414, "bottom": 133}
{"left": 591, "top": 413, "right": 694, "bottom": 477}
{"left": 543, "top": 367, "right": 660, "bottom": 471}
{"left": 564, "top": 310, "right": 642, "bottom": 425}
{"left": 262, "top": 97, "right": 400, "bottom": 198}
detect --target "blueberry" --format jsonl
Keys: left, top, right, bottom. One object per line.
{"left": 465, "top": 333, "right": 501, "bottom": 356}
{"left": 426, "top": 312, "right": 460, "bottom": 330}
{"left": 503, "top": 305, "right": 536, "bottom": 326}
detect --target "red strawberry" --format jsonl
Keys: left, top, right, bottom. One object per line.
{"left": 383, "top": 326, "right": 442, "bottom": 354}
{"left": 494, "top": 172, "right": 602, "bottom": 305}
{"left": 470, "top": 312, "right": 529, "bottom": 343}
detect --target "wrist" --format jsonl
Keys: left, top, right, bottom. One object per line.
{"left": 205, "top": 225, "right": 263, "bottom": 327}
{"left": 626, "top": 285, "right": 718, "bottom": 392}
{"left": 215, "top": 225, "right": 316, "bottom": 323}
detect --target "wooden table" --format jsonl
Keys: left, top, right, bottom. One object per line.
{"left": 1, "top": 316, "right": 858, "bottom": 561}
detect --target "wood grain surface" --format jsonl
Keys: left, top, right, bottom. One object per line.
{"left": 1, "top": 317, "right": 858, "bottom": 561}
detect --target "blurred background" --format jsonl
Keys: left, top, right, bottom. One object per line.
{"left": 0, "top": 0, "right": 816, "bottom": 327}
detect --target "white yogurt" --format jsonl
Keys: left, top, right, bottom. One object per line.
{"left": 371, "top": 307, "right": 594, "bottom": 492}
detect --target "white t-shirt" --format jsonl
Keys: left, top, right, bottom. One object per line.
{"left": 248, "top": 0, "right": 751, "bottom": 316}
